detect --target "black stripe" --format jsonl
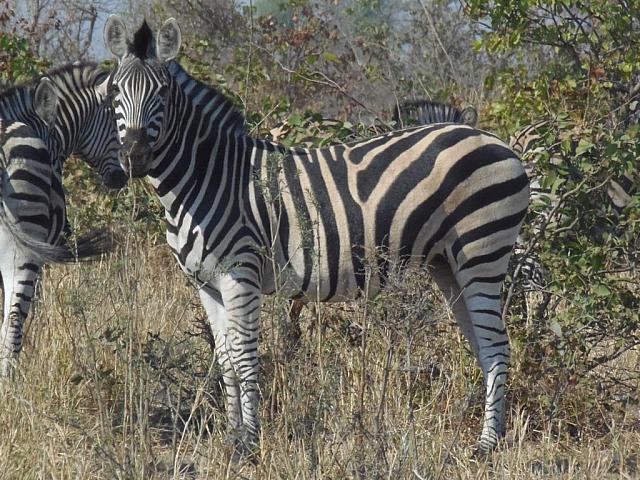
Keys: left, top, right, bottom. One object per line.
{"left": 451, "top": 207, "right": 528, "bottom": 260}
{"left": 458, "top": 245, "right": 514, "bottom": 272}
{"left": 296, "top": 149, "right": 341, "bottom": 300}
{"left": 463, "top": 273, "right": 506, "bottom": 289}
{"left": 281, "top": 154, "right": 314, "bottom": 292}
{"left": 9, "top": 170, "right": 50, "bottom": 194}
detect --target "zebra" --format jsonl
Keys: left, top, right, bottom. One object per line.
{"left": 104, "top": 16, "right": 529, "bottom": 455}
{"left": 0, "top": 64, "right": 127, "bottom": 378}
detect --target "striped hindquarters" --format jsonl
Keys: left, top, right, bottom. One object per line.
{"left": 1, "top": 120, "right": 53, "bottom": 244}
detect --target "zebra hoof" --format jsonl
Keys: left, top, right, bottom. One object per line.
{"left": 471, "top": 435, "right": 504, "bottom": 459}
{"left": 226, "top": 430, "right": 259, "bottom": 464}
{"left": 471, "top": 443, "right": 492, "bottom": 460}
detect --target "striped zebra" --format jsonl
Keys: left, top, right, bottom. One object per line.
{"left": 0, "top": 64, "right": 126, "bottom": 378}
{"left": 104, "top": 17, "right": 529, "bottom": 455}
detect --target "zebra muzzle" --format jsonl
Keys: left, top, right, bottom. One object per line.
{"left": 122, "top": 130, "right": 153, "bottom": 177}
{"left": 103, "top": 168, "right": 128, "bottom": 189}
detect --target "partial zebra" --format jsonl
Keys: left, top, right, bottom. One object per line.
{"left": 393, "top": 99, "right": 478, "bottom": 128}
{"left": 104, "top": 17, "right": 529, "bottom": 455}
{"left": 0, "top": 64, "right": 126, "bottom": 378}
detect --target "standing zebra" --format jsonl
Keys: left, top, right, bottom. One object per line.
{"left": 104, "top": 17, "right": 529, "bottom": 455}
{"left": 0, "top": 64, "right": 126, "bottom": 378}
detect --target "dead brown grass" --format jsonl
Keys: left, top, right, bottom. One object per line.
{"left": 0, "top": 234, "right": 638, "bottom": 479}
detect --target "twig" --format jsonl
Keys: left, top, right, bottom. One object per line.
{"left": 417, "top": 0, "right": 461, "bottom": 86}
{"left": 251, "top": 42, "right": 391, "bottom": 128}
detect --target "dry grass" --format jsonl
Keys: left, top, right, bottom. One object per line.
{"left": 0, "top": 233, "right": 638, "bottom": 479}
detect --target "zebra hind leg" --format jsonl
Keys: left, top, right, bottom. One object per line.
{"left": 462, "top": 286, "right": 510, "bottom": 455}
{"left": 0, "top": 236, "right": 40, "bottom": 380}
{"left": 431, "top": 258, "right": 480, "bottom": 361}
{"left": 432, "top": 258, "right": 509, "bottom": 455}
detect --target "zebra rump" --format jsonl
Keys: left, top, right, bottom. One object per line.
{"left": 0, "top": 122, "right": 112, "bottom": 264}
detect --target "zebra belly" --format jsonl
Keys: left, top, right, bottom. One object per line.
{"left": 264, "top": 245, "right": 366, "bottom": 302}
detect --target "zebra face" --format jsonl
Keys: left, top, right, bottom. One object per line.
{"left": 108, "top": 68, "right": 170, "bottom": 177}
{"left": 104, "top": 16, "right": 181, "bottom": 178}
{"left": 77, "top": 82, "right": 128, "bottom": 190}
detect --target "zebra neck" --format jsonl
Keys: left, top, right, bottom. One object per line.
{"left": 147, "top": 90, "right": 258, "bottom": 225}
{"left": 0, "top": 89, "right": 50, "bottom": 147}
{"left": 0, "top": 84, "right": 81, "bottom": 170}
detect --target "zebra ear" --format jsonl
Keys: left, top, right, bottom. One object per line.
{"left": 34, "top": 78, "right": 59, "bottom": 127}
{"left": 157, "top": 18, "right": 181, "bottom": 62}
{"left": 105, "top": 15, "right": 128, "bottom": 60}
{"left": 461, "top": 107, "right": 478, "bottom": 127}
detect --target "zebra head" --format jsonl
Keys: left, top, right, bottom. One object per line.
{"left": 40, "top": 64, "right": 128, "bottom": 190}
{"left": 73, "top": 66, "right": 128, "bottom": 189}
{"left": 103, "top": 16, "right": 180, "bottom": 177}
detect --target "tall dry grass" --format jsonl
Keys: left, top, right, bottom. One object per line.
{"left": 0, "top": 231, "right": 638, "bottom": 479}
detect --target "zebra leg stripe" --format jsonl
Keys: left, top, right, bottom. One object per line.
{"left": 465, "top": 289, "right": 509, "bottom": 454}
{"left": 0, "top": 227, "right": 41, "bottom": 379}
{"left": 199, "top": 276, "right": 262, "bottom": 453}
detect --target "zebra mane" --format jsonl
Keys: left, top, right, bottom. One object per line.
{"left": 393, "top": 100, "right": 478, "bottom": 127}
{"left": 130, "top": 20, "right": 155, "bottom": 59}
{"left": 0, "top": 62, "right": 107, "bottom": 99}
{"left": 168, "top": 61, "right": 247, "bottom": 136}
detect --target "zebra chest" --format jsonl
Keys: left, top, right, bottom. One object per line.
{"left": 164, "top": 213, "right": 236, "bottom": 286}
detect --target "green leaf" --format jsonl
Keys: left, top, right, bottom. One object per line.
{"left": 322, "top": 52, "right": 339, "bottom": 63}
{"left": 575, "top": 139, "right": 595, "bottom": 156}
{"left": 594, "top": 284, "right": 611, "bottom": 297}
{"left": 288, "top": 113, "right": 302, "bottom": 126}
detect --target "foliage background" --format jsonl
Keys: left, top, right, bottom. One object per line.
{"left": 0, "top": 0, "right": 639, "bottom": 477}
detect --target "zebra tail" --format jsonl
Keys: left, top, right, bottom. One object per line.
{"left": 70, "top": 227, "right": 114, "bottom": 260}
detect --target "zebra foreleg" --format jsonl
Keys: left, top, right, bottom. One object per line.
{"left": 199, "top": 277, "right": 262, "bottom": 459}
{"left": 0, "top": 231, "right": 40, "bottom": 380}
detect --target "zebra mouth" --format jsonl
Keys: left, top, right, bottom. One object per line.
{"left": 123, "top": 152, "right": 152, "bottom": 178}
{"left": 103, "top": 169, "right": 128, "bottom": 189}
